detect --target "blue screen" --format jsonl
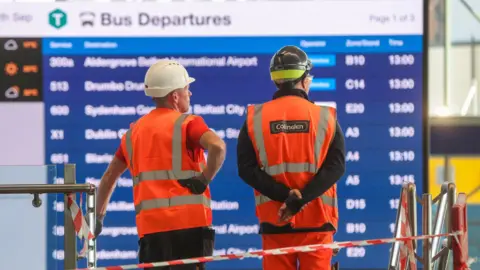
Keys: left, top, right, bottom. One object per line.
{"left": 43, "top": 35, "right": 424, "bottom": 269}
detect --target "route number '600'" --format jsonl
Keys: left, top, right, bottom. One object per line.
{"left": 50, "top": 105, "right": 70, "bottom": 116}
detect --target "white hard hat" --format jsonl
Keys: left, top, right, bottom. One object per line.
{"left": 144, "top": 59, "right": 195, "bottom": 98}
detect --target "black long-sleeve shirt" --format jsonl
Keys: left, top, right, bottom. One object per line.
{"left": 236, "top": 89, "right": 346, "bottom": 234}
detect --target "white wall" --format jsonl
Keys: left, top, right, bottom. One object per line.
{"left": 428, "top": 44, "right": 480, "bottom": 115}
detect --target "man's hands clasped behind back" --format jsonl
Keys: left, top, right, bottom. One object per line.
{"left": 278, "top": 189, "right": 304, "bottom": 222}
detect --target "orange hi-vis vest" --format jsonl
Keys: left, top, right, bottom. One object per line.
{"left": 120, "top": 108, "right": 212, "bottom": 238}
{"left": 246, "top": 95, "right": 338, "bottom": 230}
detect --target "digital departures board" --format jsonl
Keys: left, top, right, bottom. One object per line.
{"left": 305, "top": 37, "right": 423, "bottom": 262}
{"left": 0, "top": 38, "right": 43, "bottom": 102}
{"left": 42, "top": 35, "right": 424, "bottom": 270}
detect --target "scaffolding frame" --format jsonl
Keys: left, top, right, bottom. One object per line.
{"left": 387, "top": 181, "right": 465, "bottom": 270}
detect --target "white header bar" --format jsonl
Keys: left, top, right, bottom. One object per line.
{"left": 0, "top": 1, "right": 423, "bottom": 37}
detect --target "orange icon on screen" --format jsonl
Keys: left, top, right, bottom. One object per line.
{"left": 5, "top": 62, "right": 18, "bottom": 76}
{"left": 23, "top": 65, "right": 38, "bottom": 73}
{"left": 23, "top": 41, "right": 38, "bottom": 49}
{"left": 23, "top": 88, "right": 39, "bottom": 96}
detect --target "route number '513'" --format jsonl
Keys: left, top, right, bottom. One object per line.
{"left": 50, "top": 81, "right": 70, "bottom": 92}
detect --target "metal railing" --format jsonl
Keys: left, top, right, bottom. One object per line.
{"left": 0, "top": 164, "right": 97, "bottom": 269}
{"left": 388, "top": 181, "right": 457, "bottom": 270}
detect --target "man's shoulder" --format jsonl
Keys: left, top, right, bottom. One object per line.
{"left": 185, "top": 115, "right": 211, "bottom": 145}
{"left": 185, "top": 114, "right": 207, "bottom": 126}
{"left": 245, "top": 102, "right": 269, "bottom": 115}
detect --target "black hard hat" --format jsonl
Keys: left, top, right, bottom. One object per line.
{"left": 269, "top": 45, "right": 312, "bottom": 82}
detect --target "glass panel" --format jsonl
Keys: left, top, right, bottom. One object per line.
{"left": 0, "top": 165, "right": 58, "bottom": 270}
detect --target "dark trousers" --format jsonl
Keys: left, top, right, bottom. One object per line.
{"left": 138, "top": 227, "right": 215, "bottom": 270}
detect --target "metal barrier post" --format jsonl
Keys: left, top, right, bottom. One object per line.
{"left": 64, "top": 164, "right": 77, "bottom": 269}
{"left": 87, "top": 189, "right": 97, "bottom": 268}
{"left": 407, "top": 183, "right": 418, "bottom": 252}
{"left": 432, "top": 186, "right": 448, "bottom": 254}
{"left": 447, "top": 182, "right": 457, "bottom": 249}
{"left": 437, "top": 246, "right": 450, "bottom": 270}
{"left": 423, "top": 193, "right": 433, "bottom": 270}
{"left": 388, "top": 182, "right": 417, "bottom": 269}
{"left": 432, "top": 183, "right": 451, "bottom": 270}
{"left": 431, "top": 182, "right": 458, "bottom": 270}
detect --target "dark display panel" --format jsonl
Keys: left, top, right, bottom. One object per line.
{"left": 0, "top": 38, "right": 42, "bottom": 102}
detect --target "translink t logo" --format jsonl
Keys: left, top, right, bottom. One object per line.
{"left": 49, "top": 9, "right": 67, "bottom": 29}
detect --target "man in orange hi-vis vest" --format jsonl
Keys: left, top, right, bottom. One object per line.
{"left": 93, "top": 60, "right": 226, "bottom": 270}
{"left": 237, "top": 46, "right": 346, "bottom": 270}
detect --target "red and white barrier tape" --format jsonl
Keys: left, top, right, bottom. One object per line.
{"left": 67, "top": 193, "right": 94, "bottom": 258}
{"left": 74, "top": 231, "right": 462, "bottom": 270}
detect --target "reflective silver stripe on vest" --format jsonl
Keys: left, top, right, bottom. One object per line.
{"left": 135, "top": 194, "right": 210, "bottom": 215}
{"left": 254, "top": 194, "right": 337, "bottom": 208}
{"left": 251, "top": 104, "right": 333, "bottom": 175}
{"left": 265, "top": 162, "right": 317, "bottom": 175}
{"left": 125, "top": 114, "right": 203, "bottom": 186}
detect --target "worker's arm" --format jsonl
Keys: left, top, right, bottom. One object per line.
{"left": 199, "top": 130, "right": 227, "bottom": 181}
{"left": 286, "top": 121, "right": 346, "bottom": 212}
{"left": 177, "top": 116, "right": 226, "bottom": 194}
{"left": 237, "top": 121, "right": 291, "bottom": 202}
{"left": 96, "top": 155, "right": 128, "bottom": 219}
